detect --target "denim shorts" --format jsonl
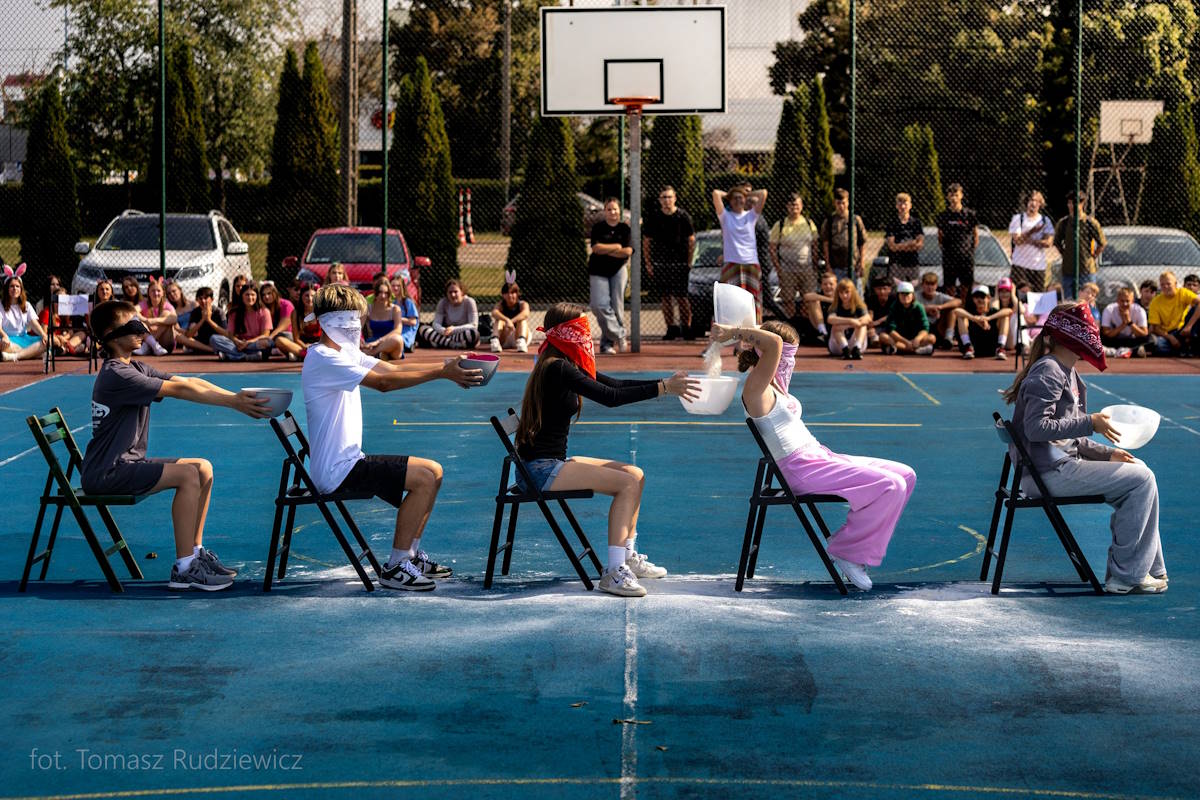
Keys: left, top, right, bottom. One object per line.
{"left": 517, "top": 458, "right": 568, "bottom": 494}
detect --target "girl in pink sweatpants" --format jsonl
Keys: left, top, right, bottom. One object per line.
{"left": 711, "top": 318, "right": 916, "bottom": 589}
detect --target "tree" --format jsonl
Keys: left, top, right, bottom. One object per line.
{"left": 265, "top": 48, "right": 304, "bottom": 283}
{"left": 147, "top": 41, "right": 210, "bottom": 213}
{"left": 506, "top": 116, "right": 586, "bottom": 301}
{"left": 388, "top": 56, "right": 458, "bottom": 293}
{"left": 768, "top": 86, "right": 810, "bottom": 224}
{"left": 20, "top": 78, "right": 83, "bottom": 294}
{"left": 894, "top": 123, "right": 944, "bottom": 223}
{"left": 807, "top": 76, "right": 836, "bottom": 220}
{"left": 644, "top": 115, "right": 706, "bottom": 227}
{"left": 1146, "top": 102, "right": 1200, "bottom": 239}
{"left": 296, "top": 40, "right": 341, "bottom": 224}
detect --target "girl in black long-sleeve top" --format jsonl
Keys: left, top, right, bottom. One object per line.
{"left": 516, "top": 303, "right": 699, "bottom": 596}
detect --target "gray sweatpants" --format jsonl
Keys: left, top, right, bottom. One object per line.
{"left": 1033, "top": 458, "right": 1166, "bottom": 583}
{"left": 589, "top": 270, "right": 626, "bottom": 348}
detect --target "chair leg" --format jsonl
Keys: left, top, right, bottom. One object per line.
{"left": 805, "top": 501, "right": 836, "bottom": 540}
{"left": 558, "top": 499, "right": 602, "bottom": 576}
{"left": 19, "top": 499, "right": 50, "bottom": 592}
{"left": 337, "top": 500, "right": 382, "bottom": 576}
{"left": 502, "top": 502, "right": 521, "bottom": 576}
{"left": 1043, "top": 502, "right": 1103, "bottom": 592}
{"left": 537, "top": 500, "right": 594, "bottom": 590}
{"left": 38, "top": 503, "right": 67, "bottom": 581}
{"left": 94, "top": 503, "right": 143, "bottom": 579}
{"left": 991, "top": 500, "right": 1019, "bottom": 595}
{"left": 735, "top": 499, "right": 759, "bottom": 592}
{"left": 981, "top": 490, "right": 1006, "bottom": 581}
{"left": 264, "top": 501, "right": 286, "bottom": 592}
{"left": 484, "top": 500, "right": 507, "bottom": 589}
{"left": 315, "top": 500, "right": 375, "bottom": 592}
{"left": 791, "top": 503, "right": 848, "bottom": 596}
{"left": 278, "top": 504, "right": 298, "bottom": 580}
{"left": 746, "top": 503, "right": 768, "bottom": 579}
{"left": 69, "top": 502, "right": 124, "bottom": 593}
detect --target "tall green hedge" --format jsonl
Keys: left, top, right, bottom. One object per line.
{"left": 894, "top": 123, "right": 945, "bottom": 223}
{"left": 1147, "top": 102, "right": 1200, "bottom": 239}
{"left": 644, "top": 115, "right": 707, "bottom": 228}
{"left": 807, "top": 76, "right": 836, "bottom": 220}
{"left": 768, "top": 85, "right": 811, "bottom": 223}
{"left": 147, "top": 42, "right": 210, "bottom": 214}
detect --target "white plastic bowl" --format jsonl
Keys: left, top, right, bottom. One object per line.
{"left": 1100, "top": 404, "right": 1160, "bottom": 450}
{"left": 243, "top": 387, "right": 293, "bottom": 418}
{"left": 679, "top": 374, "right": 739, "bottom": 416}
{"left": 459, "top": 353, "right": 500, "bottom": 386}
{"left": 713, "top": 282, "right": 757, "bottom": 328}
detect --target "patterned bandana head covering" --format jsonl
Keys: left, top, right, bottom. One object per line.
{"left": 538, "top": 314, "right": 595, "bottom": 378}
{"left": 1044, "top": 303, "right": 1107, "bottom": 372}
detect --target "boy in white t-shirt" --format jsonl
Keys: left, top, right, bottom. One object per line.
{"left": 301, "top": 284, "right": 482, "bottom": 591}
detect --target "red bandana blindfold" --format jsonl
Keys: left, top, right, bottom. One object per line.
{"left": 1044, "top": 303, "right": 1107, "bottom": 372}
{"left": 538, "top": 316, "right": 596, "bottom": 378}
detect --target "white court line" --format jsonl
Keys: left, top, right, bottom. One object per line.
{"left": 619, "top": 424, "right": 639, "bottom": 800}
{"left": 1089, "top": 382, "right": 1200, "bottom": 438}
{"left": 0, "top": 423, "right": 90, "bottom": 469}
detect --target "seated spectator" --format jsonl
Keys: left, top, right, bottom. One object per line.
{"left": 1078, "top": 281, "right": 1101, "bottom": 323}
{"left": 917, "top": 271, "right": 961, "bottom": 349}
{"left": 825, "top": 278, "right": 870, "bottom": 360}
{"left": 418, "top": 279, "right": 479, "bottom": 350}
{"left": 880, "top": 281, "right": 935, "bottom": 355}
{"left": 227, "top": 273, "right": 249, "bottom": 322}
{"left": 1100, "top": 287, "right": 1151, "bottom": 358}
{"left": 120, "top": 275, "right": 143, "bottom": 306}
{"left": 865, "top": 277, "right": 894, "bottom": 349}
{"left": 88, "top": 280, "right": 115, "bottom": 345}
{"left": 175, "top": 287, "right": 226, "bottom": 354}
{"left": 326, "top": 262, "right": 349, "bottom": 286}
{"left": 994, "top": 277, "right": 1028, "bottom": 354}
{"left": 490, "top": 278, "right": 530, "bottom": 353}
{"left": 1, "top": 265, "right": 48, "bottom": 362}
{"left": 800, "top": 271, "right": 838, "bottom": 344}
{"left": 392, "top": 276, "right": 419, "bottom": 353}
{"left": 40, "top": 278, "right": 88, "bottom": 356}
{"left": 1138, "top": 279, "right": 1157, "bottom": 313}
{"left": 953, "top": 285, "right": 1013, "bottom": 360}
{"left": 290, "top": 282, "right": 321, "bottom": 355}
{"left": 260, "top": 280, "right": 304, "bottom": 361}
{"left": 210, "top": 281, "right": 275, "bottom": 361}
{"left": 1185, "top": 274, "right": 1200, "bottom": 294}
{"left": 165, "top": 281, "right": 195, "bottom": 328}
{"left": 362, "top": 274, "right": 406, "bottom": 361}
{"left": 1148, "top": 270, "right": 1199, "bottom": 356}
{"left": 135, "top": 277, "right": 177, "bottom": 356}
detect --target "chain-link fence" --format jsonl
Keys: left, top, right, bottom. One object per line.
{"left": 2, "top": 0, "right": 1199, "bottom": 351}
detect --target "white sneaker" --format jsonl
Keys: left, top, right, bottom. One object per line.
{"left": 151, "top": 340, "right": 168, "bottom": 356}
{"left": 994, "top": 349, "right": 1007, "bottom": 360}
{"left": 599, "top": 564, "right": 646, "bottom": 597}
{"left": 1, "top": 350, "right": 16, "bottom": 362}
{"left": 915, "top": 344, "right": 934, "bottom": 356}
{"left": 489, "top": 337, "right": 502, "bottom": 353}
{"left": 516, "top": 337, "right": 528, "bottom": 353}
{"left": 833, "top": 557, "right": 872, "bottom": 591}
{"left": 625, "top": 552, "right": 667, "bottom": 579}
{"left": 1117, "top": 347, "right": 1132, "bottom": 358}
{"left": 1103, "top": 346, "right": 1118, "bottom": 357}
{"left": 1104, "top": 574, "right": 1167, "bottom": 594}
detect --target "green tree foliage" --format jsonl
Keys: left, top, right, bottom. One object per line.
{"left": 388, "top": 56, "right": 459, "bottom": 293}
{"left": 1146, "top": 102, "right": 1200, "bottom": 239}
{"left": 147, "top": 41, "right": 211, "bottom": 213}
{"left": 296, "top": 41, "right": 342, "bottom": 224}
{"left": 20, "top": 79, "right": 83, "bottom": 292}
{"left": 893, "top": 123, "right": 945, "bottom": 223}
{"left": 506, "top": 116, "right": 586, "bottom": 301}
{"left": 265, "top": 48, "right": 304, "bottom": 282}
{"left": 644, "top": 115, "right": 706, "bottom": 227}
{"left": 768, "top": 86, "right": 810, "bottom": 224}
{"left": 807, "top": 76, "right": 836, "bottom": 220}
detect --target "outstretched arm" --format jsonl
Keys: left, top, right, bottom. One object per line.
{"left": 157, "top": 376, "right": 271, "bottom": 418}
{"left": 361, "top": 357, "right": 482, "bottom": 392}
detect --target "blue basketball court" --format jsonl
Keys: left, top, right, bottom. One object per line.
{"left": 1, "top": 370, "right": 1197, "bottom": 800}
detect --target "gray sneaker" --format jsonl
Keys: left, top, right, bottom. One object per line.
{"left": 196, "top": 547, "right": 237, "bottom": 577}
{"left": 167, "top": 558, "right": 234, "bottom": 592}
{"left": 379, "top": 558, "right": 436, "bottom": 592}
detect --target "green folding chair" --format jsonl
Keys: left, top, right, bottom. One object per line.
{"left": 20, "top": 407, "right": 147, "bottom": 593}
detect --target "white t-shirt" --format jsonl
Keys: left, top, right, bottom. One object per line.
{"left": 1100, "top": 301, "right": 1147, "bottom": 338}
{"left": 1008, "top": 213, "right": 1054, "bottom": 271}
{"left": 720, "top": 208, "right": 760, "bottom": 265}
{"left": 1, "top": 303, "right": 37, "bottom": 337}
{"left": 301, "top": 343, "right": 380, "bottom": 493}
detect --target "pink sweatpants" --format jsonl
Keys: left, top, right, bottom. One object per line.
{"left": 775, "top": 445, "right": 916, "bottom": 567}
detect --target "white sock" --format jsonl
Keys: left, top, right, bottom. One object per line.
{"left": 608, "top": 546, "right": 628, "bottom": 571}
{"left": 176, "top": 555, "right": 195, "bottom": 571}
{"left": 997, "top": 334, "right": 1007, "bottom": 346}
{"left": 389, "top": 547, "right": 412, "bottom": 566}
{"left": 193, "top": 545, "right": 202, "bottom": 556}
{"left": 817, "top": 324, "right": 827, "bottom": 335}
{"left": 960, "top": 333, "right": 972, "bottom": 345}
{"left": 625, "top": 536, "right": 637, "bottom": 558}
{"left": 411, "top": 537, "right": 422, "bottom": 555}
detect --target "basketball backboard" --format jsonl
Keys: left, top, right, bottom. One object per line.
{"left": 1098, "top": 100, "right": 1164, "bottom": 145}
{"left": 540, "top": 6, "right": 726, "bottom": 117}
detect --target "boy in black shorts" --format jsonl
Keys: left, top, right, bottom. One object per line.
{"left": 300, "top": 284, "right": 482, "bottom": 591}
{"left": 81, "top": 301, "right": 272, "bottom": 591}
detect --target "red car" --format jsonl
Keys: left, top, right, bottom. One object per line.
{"left": 286, "top": 227, "right": 424, "bottom": 303}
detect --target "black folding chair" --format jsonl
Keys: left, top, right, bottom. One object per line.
{"left": 741, "top": 418, "right": 848, "bottom": 595}
{"left": 20, "top": 408, "right": 146, "bottom": 593}
{"left": 980, "top": 412, "right": 1104, "bottom": 595}
{"left": 43, "top": 295, "right": 98, "bottom": 375}
{"left": 264, "top": 411, "right": 383, "bottom": 592}
{"left": 486, "top": 409, "right": 603, "bottom": 590}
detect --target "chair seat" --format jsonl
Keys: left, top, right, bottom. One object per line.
{"left": 280, "top": 486, "right": 375, "bottom": 503}
{"left": 43, "top": 491, "right": 144, "bottom": 506}
{"left": 502, "top": 485, "right": 595, "bottom": 501}
{"left": 756, "top": 489, "right": 845, "bottom": 504}
{"left": 997, "top": 487, "right": 1106, "bottom": 506}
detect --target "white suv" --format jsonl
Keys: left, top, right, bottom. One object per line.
{"left": 71, "top": 210, "right": 251, "bottom": 310}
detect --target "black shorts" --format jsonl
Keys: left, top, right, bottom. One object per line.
{"left": 83, "top": 457, "right": 169, "bottom": 497}
{"left": 336, "top": 455, "right": 409, "bottom": 507}
{"left": 943, "top": 258, "right": 974, "bottom": 290}
{"left": 654, "top": 262, "right": 689, "bottom": 294}
{"left": 967, "top": 322, "right": 1000, "bottom": 356}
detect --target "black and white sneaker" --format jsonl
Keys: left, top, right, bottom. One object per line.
{"left": 196, "top": 547, "right": 237, "bottom": 577}
{"left": 379, "top": 558, "right": 436, "bottom": 591}
{"left": 412, "top": 550, "right": 453, "bottom": 579}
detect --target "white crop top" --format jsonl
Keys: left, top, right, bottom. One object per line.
{"left": 746, "top": 386, "right": 820, "bottom": 460}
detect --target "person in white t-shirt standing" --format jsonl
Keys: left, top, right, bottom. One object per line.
{"left": 713, "top": 183, "right": 768, "bottom": 323}
{"left": 301, "top": 284, "right": 482, "bottom": 592}
{"left": 1008, "top": 190, "right": 1056, "bottom": 293}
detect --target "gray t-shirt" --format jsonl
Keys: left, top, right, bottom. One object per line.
{"left": 919, "top": 290, "right": 954, "bottom": 320}
{"left": 81, "top": 360, "right": 170, "bottom": 491}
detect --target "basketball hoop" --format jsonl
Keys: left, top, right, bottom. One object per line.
{"left": 608, "top": 96, "right": 660, "bottom": 115}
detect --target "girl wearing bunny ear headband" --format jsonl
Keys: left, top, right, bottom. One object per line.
{"left": 489, "top": 272, "right": 530, "bottom": 353}
{"left": 2, "top": 264, "right": 49, "bottom": 362}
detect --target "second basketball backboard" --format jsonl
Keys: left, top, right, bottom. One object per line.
{"left": 540, "top": 6, "right": 727, "bottom": 117}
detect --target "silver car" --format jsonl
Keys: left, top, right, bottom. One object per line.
{"left": 1093, "top": 226, "right": 1200, "bottom": 306}
{"left": 71, "top": 210, "right": 251, "bottom": 310}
